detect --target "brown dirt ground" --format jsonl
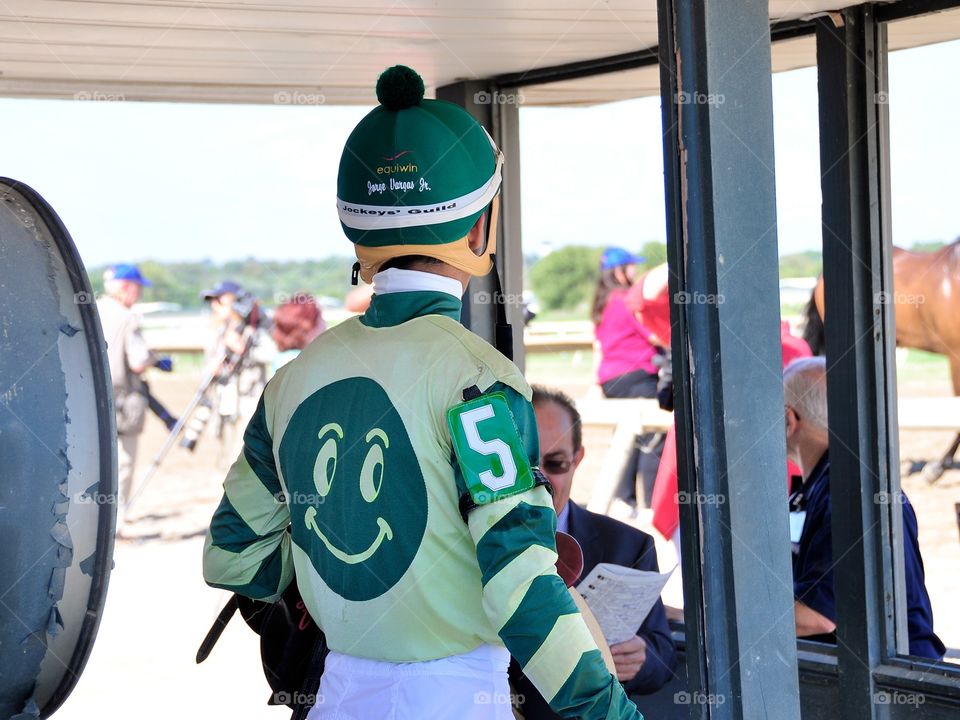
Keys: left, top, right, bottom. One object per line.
{"left": 61, "top": 363, "right": 960, "bottom": 717}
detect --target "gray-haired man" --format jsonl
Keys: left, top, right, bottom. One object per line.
{"left": 784, "top": 357, "right": 944, "bottom": 658}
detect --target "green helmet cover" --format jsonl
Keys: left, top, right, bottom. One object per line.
{"left": 337, "top": 66, "right": 502, "bottom": 248}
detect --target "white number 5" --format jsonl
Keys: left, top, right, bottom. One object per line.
{"left": 459, "top": 404, "right": 517, "bottom": 491}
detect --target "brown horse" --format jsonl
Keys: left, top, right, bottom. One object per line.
{"left": 803, "top": 239, "right": 960, "bottom": 482}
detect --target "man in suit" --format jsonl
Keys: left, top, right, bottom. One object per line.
{"left": 509, "top": 386, "right": 678, "bottom": 718}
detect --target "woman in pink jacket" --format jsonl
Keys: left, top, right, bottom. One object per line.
{"left": 592, "top": 247, "right": 664, "bottom": 510}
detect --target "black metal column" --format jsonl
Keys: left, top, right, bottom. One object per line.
{"left": 657, "top": 1, "right": 801, "bottom": 718}
{"left": 816, "top": 9, "right": 897, "bottom": 720}
{"left": 489, "top": 91, "right": 526, "bottom": 368}
{"left": 435, "top": 81, "right": 525, "bottom": 367}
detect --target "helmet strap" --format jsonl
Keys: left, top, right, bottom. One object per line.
{"left": 483, "top": 196, "right": 513, "bottom": 360}
{"left": 352, "top": 196, "right": 501, "bottom": 284}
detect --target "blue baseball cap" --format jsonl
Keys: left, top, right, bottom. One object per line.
{"left": 600, "top": 247, "right": 643, "bottom": 270}
{"left": 105, "top": 263, "right": 152, "bottom": 286}
{"left": 201, "top": 280, "right": 243, "bottom": 300}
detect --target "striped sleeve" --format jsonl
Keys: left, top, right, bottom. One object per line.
{"left": 459, "top": 383, "right": 641, "bottom": 720}
{"left": 203, "top": 393, "right": 294, "bottom": 602}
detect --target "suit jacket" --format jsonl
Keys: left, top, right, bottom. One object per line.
{"left": 509, "top": 501, "right": 678, "bottom": 718}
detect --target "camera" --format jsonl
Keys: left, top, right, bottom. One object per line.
{"left": 180, "top": 397, "right": 213, "bottom": 452}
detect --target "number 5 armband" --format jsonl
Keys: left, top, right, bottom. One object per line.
{"left": 447, "top": 388, "right": 551, "bottom": 522}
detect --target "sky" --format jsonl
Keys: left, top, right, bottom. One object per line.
{"left": 1, "top": 39, "right": 957, "bottom": 267}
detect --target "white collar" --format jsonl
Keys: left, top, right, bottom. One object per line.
{"left": 371, "top": 268, "right": 463, "bottom": 299}
{"left": 556, "top": 501, "right": 571, "bottom": 534}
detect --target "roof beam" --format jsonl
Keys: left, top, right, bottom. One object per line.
{"left": 492, "top": 18, "right": 815, "bottom": 89}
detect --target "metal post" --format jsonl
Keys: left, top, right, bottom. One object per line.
{"left": 657, "top": 1, "right": 802, "bottom": 718}
{"left": 816, "top": 8, "right": 897, "bottom": 718}
{"left": 490, "top": 93, "right": 526, "bottom": 369}
{"left": 435, "top": 81, "right": 525, "bottom": 369}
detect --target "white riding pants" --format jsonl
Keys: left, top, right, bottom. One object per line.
{"left": 307, "top": 644, "right": 515, "bottom": 720}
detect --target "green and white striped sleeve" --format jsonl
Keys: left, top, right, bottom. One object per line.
{"left": 203, "top": 394, "right": 294, "bottom": 602}
{"left": 458, "top": 383, "right": 642, "bottom": 720}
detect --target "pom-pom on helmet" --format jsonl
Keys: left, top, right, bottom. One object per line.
{"left": 337, "top": 65, "right": 503, "bottom": 283}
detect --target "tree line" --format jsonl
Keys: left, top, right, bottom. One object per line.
{"left": 90, "top": 239, "right": 945, "bottom": 313}
{"left": 89, "top": 257, "right": 357, "bottom": 309}
{"left": 527, "top": 241, "right": 946, "bottom": 314}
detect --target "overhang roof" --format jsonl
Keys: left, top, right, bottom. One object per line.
{"left": 522, "top": 6, "right": 960, "bottom": 106}
{"left": 0, "top": 1, "right": 957, "bottom": 105}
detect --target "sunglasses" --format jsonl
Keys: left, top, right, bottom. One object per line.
{"left": 541, "top": 456, "right": 573, "bottom": 474}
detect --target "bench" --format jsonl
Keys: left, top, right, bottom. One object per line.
{"left": 577, "top": 393, "right": 674, "bottom": 513}
{"left": 895, "top": 397, "right": 960, "bottom": 432}
{"left": 523, "top": 321, "right": 594, "bottom": 354}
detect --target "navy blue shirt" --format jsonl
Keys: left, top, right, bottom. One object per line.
{"left": 792, "top": 452, "right": 945, "bottom": 659}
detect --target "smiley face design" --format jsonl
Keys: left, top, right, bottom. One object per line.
{"left": 279, "top": 378, "right": 427, "bottom": 601}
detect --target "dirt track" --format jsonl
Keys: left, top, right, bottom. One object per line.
{"left": 60, "top": 366, "right": 960, "bottom": 718}
{"left": 61, "top": 371, "right": 288, "bottom": 720}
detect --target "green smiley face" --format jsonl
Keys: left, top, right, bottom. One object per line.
{"left": 279, "top": 378, "right": 427, "bottom": 601}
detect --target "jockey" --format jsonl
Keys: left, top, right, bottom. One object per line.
{"left": 203, "top": 65, "right": 642, "bottom": 720}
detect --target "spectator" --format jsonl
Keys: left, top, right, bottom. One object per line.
{"left": 271, "top": 292, "right": 326, "bottom": 371}
{"left": 201, "top": 281, "right": 275, "bottom": 465}
{"left": 592, "top": 247, "right": 664, "bottom": 509}
{"left": 97, "top": 264, "right": 154, "bottom": 530}
{"left": 509, "top": 386, "right": 678, "bottom": 718}
{"left": 783, "top": 357, "right": 945, "bottom": 658}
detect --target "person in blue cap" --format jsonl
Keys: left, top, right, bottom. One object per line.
{"left": 97, "top": 264, "right": 161, "bottom": 531}
{"left": 201, "top": 280, "right": 275, "bottom": 466}
{"left": 591, "top": 247, "right": 665, "bottom": 511}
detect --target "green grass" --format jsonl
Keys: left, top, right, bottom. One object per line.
{"left": 530, "top": 307, "right": 590, "bottom": 323}
{"left": 535, "top": 302, "right": 812, "bottom": 324}
{"left": 524, "top": 346, "right": 950, "bottom": 394}
{"left": 536, "top": 303, "right": 812, "bottom": 323}
{"left": 896, "top": 348, "right": 951, "bottom": 388}
{"left": 166, "top": 352, "right": 207, "bottom": 373}
{"left": 525, "top": 350, "right": 595, "bottom": 386}
{"left": 780, "top": 302, "right": 809, "bottom": 317}
{"left": 902, "top": 349, "right": 948, "bottom": 366}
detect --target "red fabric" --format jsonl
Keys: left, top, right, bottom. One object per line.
{"left": 651, "top": 425, "right": 680, "bottom": 539}
{"left": 650, "top": 323, "right": 813, "bottom": 540}
{"left": 625, "top": 273, "right": 672, "bottom": 348}
{"left": 271, "top": 294, "right": 326, "bottom": 351}
{"left": 780, "top": 320, "right": 811, "bottom": 367}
